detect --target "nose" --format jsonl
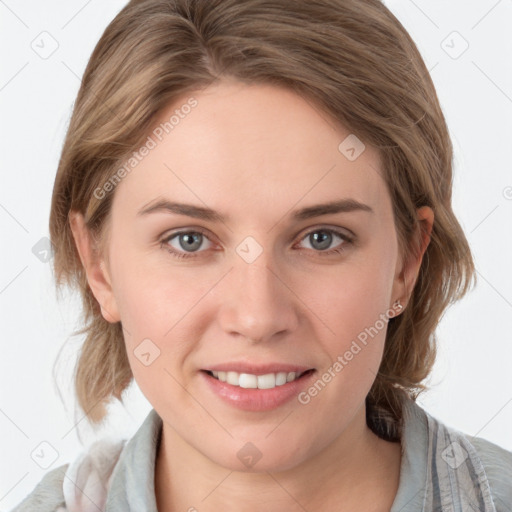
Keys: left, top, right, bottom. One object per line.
{"left": 217, "top": 255, "right": 300, "bottom": 344}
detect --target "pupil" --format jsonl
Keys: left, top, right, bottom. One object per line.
{"left": 181, "top": 233, "right": 201, "bottom": 251}
{"left": 312, "top": 231, "right": 331, "bottom": 250}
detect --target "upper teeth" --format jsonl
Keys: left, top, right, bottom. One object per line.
{"left": 211, "top": 371, "right": 303, "bottom": 389}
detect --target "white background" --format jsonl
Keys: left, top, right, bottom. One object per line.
{"left": 1, "top": 0, "right": 511, "bottom": 509}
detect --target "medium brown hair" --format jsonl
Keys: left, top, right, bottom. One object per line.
{"left": 49, "top": 0, "right": 476, "bottom": 433}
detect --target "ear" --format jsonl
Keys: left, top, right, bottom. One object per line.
{"left": 68, "top": 211, "right": 121, "bottom": 323}
{"left": 391, "top": 206, "right": 434, "bottom": 312}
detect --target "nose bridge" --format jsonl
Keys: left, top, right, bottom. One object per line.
{"left": 218, "top": 249, "right": 298, "bottom": 343}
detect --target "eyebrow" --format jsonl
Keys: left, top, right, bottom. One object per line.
{"left": 137, "top": 198, "right": 374, "bottom": 222}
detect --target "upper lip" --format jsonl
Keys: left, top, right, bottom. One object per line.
{"left": 202, "top": 362, "right": 315, "bottom": 376}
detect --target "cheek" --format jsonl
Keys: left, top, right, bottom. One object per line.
{"left": 108, "top": 234, "right": 188, "bottom": 332}
{"left": 311, "top": 256, "right": 395, "bottom": 336}
{"left": 110, "top": 257, "right": 197, "bottom": 404}
{"left": 297, "top": 268, "right": 395, "bottom": 418}
{"left": 108, "top": 243, "right": 210, "bottom": 376}
{"left": 302, "top": 241, "right": 396, "bottom": 378}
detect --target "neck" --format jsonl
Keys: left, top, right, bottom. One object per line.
{"left": 155, "top": 406, "right": 402, "bottom": 512}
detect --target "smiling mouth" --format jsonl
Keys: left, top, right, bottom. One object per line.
{"left": 202, "top": 369, "right": 315, "bottom": 389}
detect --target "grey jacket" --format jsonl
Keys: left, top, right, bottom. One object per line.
{"left": 11, "top": 396, "right": 512, "bottom": 511}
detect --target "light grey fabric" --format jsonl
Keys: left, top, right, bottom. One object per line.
{"left": 10, "top": 396, "right": 512, "bottom": 511}
{"left": 390, "top": 396, "right": 510, "bottom": 511}
{"left": 471, "top": 436, "right": 512, "bottom": 512}
{"left": 103, "top": 410, "right": 160, "bottom": 512}
{"left": 9, "top": 462, "right": 68, "bottom": 512}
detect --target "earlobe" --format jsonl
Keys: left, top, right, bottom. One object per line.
{"left": 68, "top": 211, "right": 121, "bottom": 323}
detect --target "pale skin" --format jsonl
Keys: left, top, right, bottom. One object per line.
{"left": 70, "top": 80, "right": 433, "bottom": 511}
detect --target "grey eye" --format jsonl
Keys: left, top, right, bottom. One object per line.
{"left": 167, "top": 231, "right": 211, "bottom": 253}
{"left": 299, "top": 229, "right": 346, "bottom": 252}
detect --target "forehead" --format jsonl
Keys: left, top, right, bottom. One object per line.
{"left": 112, "top": 80, "right": 390, "bottom": 222}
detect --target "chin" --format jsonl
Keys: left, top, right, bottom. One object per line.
{"left": 205, "top": 438, "right": 313, "bottom": 474}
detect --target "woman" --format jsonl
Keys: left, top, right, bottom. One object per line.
{"left": 12, "top": 0, "right": 511, "bottom": 511}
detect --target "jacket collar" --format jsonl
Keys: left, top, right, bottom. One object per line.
{"left": 104, "top": 396, "right": 496, "bottom": 512}
{"left": 105, "top": 408, "right": 162, "bottom": 512}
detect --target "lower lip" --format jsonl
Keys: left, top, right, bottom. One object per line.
{"left": 200, "top": 370, "right": 317, "bottom": 412}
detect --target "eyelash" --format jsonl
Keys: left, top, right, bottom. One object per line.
{"left": 159, "top": 226, "right": 354, "bottom": 260}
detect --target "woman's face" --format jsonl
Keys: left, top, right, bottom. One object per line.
{"left": 86, "top": 80, "right": 429, "bottom": 471}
